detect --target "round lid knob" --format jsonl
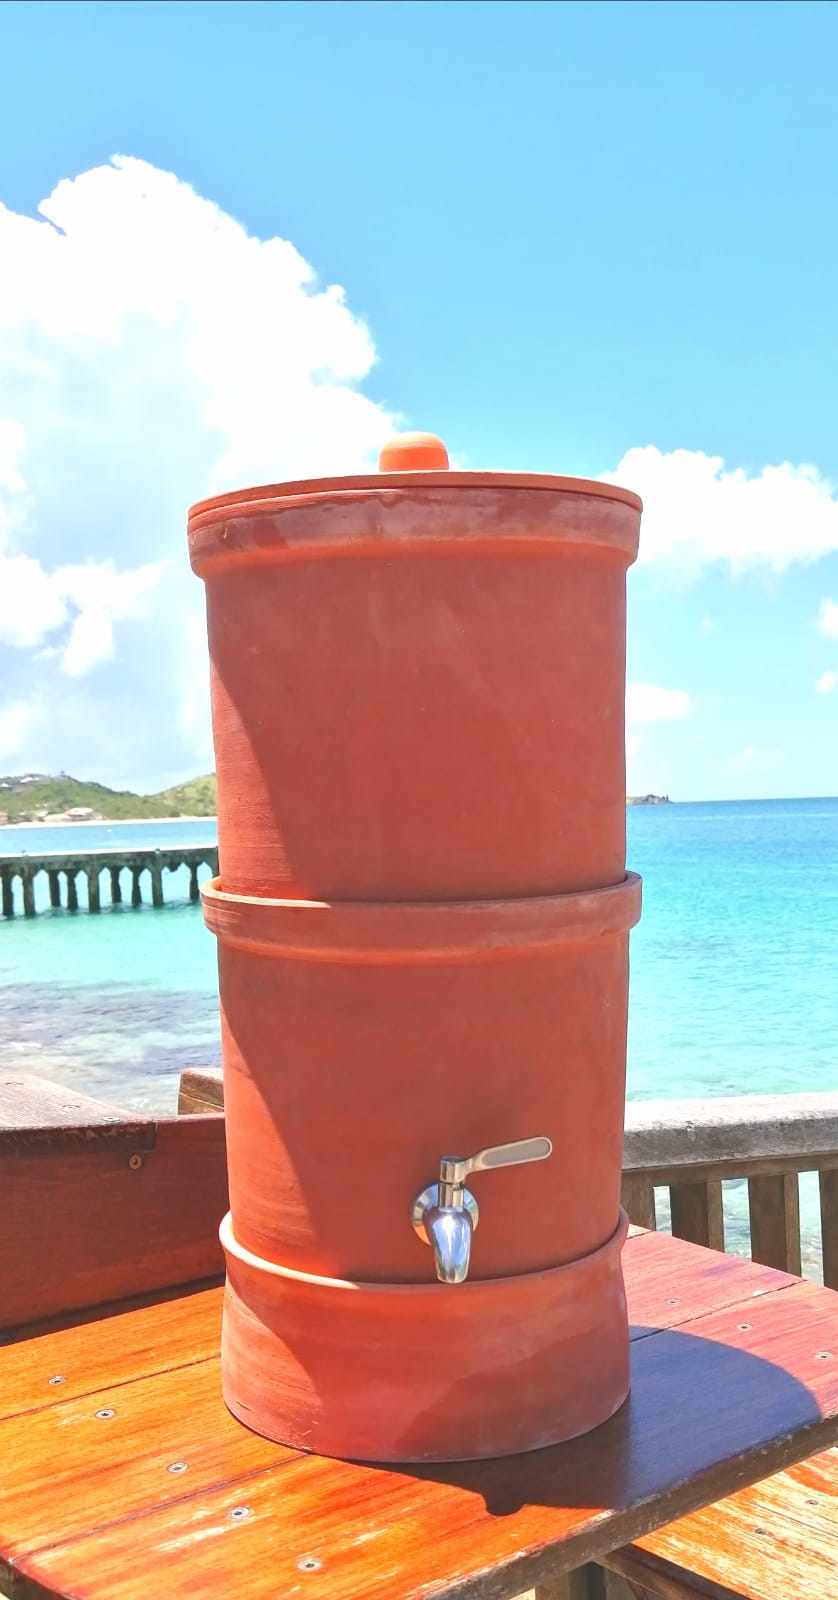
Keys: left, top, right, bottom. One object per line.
{"left": 379, "top": 432, "right": 449, "bottom": 472}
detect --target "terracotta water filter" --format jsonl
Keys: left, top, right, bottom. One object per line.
{"left": 189, "top": 432, "right": 643, "bottom": 1462}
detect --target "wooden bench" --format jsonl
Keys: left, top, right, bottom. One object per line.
{"left": 177, "top": 1072, "right": 838, "bottom": 1600}
{"left": 0, "top": 1072, "right": 227, "bottom": 1327}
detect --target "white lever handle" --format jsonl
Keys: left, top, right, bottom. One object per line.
{"left": 439, "top": 1136, "right": 552, "bottom": 1193}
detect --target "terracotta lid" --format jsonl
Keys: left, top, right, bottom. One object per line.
{"left": 188, "top": 430, "right": 642, "bottom": 522}
{"left": 378, "top": 432, "right": 450, "bottom": 472}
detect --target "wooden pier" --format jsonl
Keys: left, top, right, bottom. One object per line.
{"left": 0, "top": 845, "right": 219, "bottom": 917}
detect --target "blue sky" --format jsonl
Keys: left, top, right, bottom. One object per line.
{"left": 1, "top": 0, "right": 837, "bottom": 798}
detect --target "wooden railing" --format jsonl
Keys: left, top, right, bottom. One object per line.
{"left": 178, "top": 1071, "right": 838, "bottom": 1290}
{"left": 621, "top": 1093, "right": 838, "bottom": 1289}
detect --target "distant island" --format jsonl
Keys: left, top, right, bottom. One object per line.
{"left": 0, "top": 771, "right": 672, "bottom": 826}
{"left": 0, "top": 772, "right": 217, "bottom": 825}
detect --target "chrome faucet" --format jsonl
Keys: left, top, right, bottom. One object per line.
{"left": 411, "top": 1136, "right": 553, "bottom": 1284}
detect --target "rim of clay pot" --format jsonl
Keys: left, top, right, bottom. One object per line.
{"left": 201, "top": 873, "right": 642, "bottom": 963}
{"left": 220, "top": 1208, "right": 629, "bottom": 1293}
{"left": 187, "top": 476, "right": 642, "bottom": 573}
{"left": 189, "top": 471, "right": 641, "bottom": 524}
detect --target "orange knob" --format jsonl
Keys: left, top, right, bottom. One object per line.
{"left": 379, "top": 432, "right": 449, "bottom": 472}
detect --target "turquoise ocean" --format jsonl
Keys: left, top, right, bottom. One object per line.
{"left": 2, "top": 799, "right": 836, "bottom": 1266}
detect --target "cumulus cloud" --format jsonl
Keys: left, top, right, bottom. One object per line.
{"left": 626, "top": 683, "right": 691, "bottom": 724}
{"left": 816, "top": 598, "right": 838, "bottom": 639}
{"left": 0, "top": 156, "right": 394, "bottom": 787}
{"left": 603, "top": 447, "right": 838, "bottom": 579}
{"left": 0, "top": 700, "right": 37, "bottom": 762}
{"left": 816, "top": 670, "right": 837, "bottom": 695}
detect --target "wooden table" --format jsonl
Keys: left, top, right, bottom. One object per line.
{"left": 2, "top": 1228, "right": 838, "bottom": 1600}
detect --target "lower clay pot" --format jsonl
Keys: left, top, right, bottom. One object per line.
{"left": 220, "top": 1209, "right": 630, "bottom": 1463}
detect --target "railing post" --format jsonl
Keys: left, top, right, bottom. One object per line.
{"left": 748, "top": 1172, "right": 801, "bottom": 1275}
{"left": 620, "top": 1173, "right": 656, "bottom": 1231}
{"left": 670, "top": 1180, "right": 725, "bottom": 1252}
{"left": 819, "top": 1169, "right": 838, "bottom": 1291}
{"left": 535, "top": 1568, "right": 602, "bottom": 1600}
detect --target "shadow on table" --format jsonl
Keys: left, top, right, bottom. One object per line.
{"left": 387, "top": 1321, "right": 830, "bottom": 1516}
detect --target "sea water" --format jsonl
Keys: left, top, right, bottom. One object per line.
{"left": 2, "top": 800, "right": 836, "bottom": 1265}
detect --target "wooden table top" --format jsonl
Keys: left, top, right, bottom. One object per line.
{"left": 2, "top": 1228, "right": 838, "bottom": 1600}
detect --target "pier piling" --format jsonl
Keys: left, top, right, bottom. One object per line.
{"left": 21, "top": 871, "right": 35, "bottom": 918}
{"left": 150, "top": 858, "right": 164, "bottom": 909}
{"left": 86, "top": 867, "right": 101, "bottom": 914}
{"left": 0, "top": 845, "right": 219, "bottom": 919}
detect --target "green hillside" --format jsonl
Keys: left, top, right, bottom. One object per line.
{"left": 0, "top": 773, "right": 217, "bottom": 823}
{"left": 155, "top": 774, "right": 218, "bottom": 815}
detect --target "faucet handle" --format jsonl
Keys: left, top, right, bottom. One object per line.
{"left": 440, "top": 1136, "right": 552, "bottom": 1190}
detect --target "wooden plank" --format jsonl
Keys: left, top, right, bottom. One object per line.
{"left": 611, "top": 1445, "right": 838, "bottom": 1600}
{"left": 7, "top": 1272, "right": 838, "bottom": 1600}
{"left": 0, "top": 1356, "right": 294, "bottom": 1560}
{"left": 622, "top": 1229, "right": 796, "bottom": 1338}
{"left": 605, "top": 1544, "right": 751, "bottom": 1599}
{"left": 0, "top": 1114, "right": 228, "bottom": 1328}
{"left": 669, "top": 1181, "right": 725, "bottom": 1253}
{"left": 819, "top": 1168, "right": 838, "bottom": 1291}
{"left": 0, "top": 1284, "right": 223, "bottom": 1421}
{"left": 748, "top": 1173, "right": 802, "bottom": 1276}
{"left": 0, "top": 1074, "right": 151, "bottom": 1154}
{"left": 620, "top": 1174, "right": 656, "bottom": 1232}
{"left": 178, "top": 1068, "right": 225, "bottom": 1115}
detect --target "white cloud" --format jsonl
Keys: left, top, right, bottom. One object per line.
{"left": 0, "top": 156, "right": 395, "bottom": 787}
{"left": 700, "top": 615, "right": 716, "bottom": 633}
{"left": 0, "top": 699, "right": 37, "bottom": 762}
{"left": 816, "top": 598, "right": 838, "bottom": 639}
{"left": 626, "top": 683, "right": 692, "bottom": 724}
{"left": 603, "top": 447, "right": 838, "bottom": 579}
{"left": 0, "top": 554, "right": 68, "bottom": 646}
{"left": 816, "top": 670, "right": 837, "bottom": 695}
{"left": 62, "top": 610, "right": 114, "bottom": 678}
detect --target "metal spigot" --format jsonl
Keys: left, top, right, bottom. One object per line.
{"left": 411, "top": 1136, "right": 553, "bottom": 1284}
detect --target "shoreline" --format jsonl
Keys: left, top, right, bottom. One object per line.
{"left": 0, "top": 815, "right": 217, "bottom": 831}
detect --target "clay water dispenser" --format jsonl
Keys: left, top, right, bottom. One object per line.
{"left": 188, "top": 432, "right": 642, "bottom": 1462}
